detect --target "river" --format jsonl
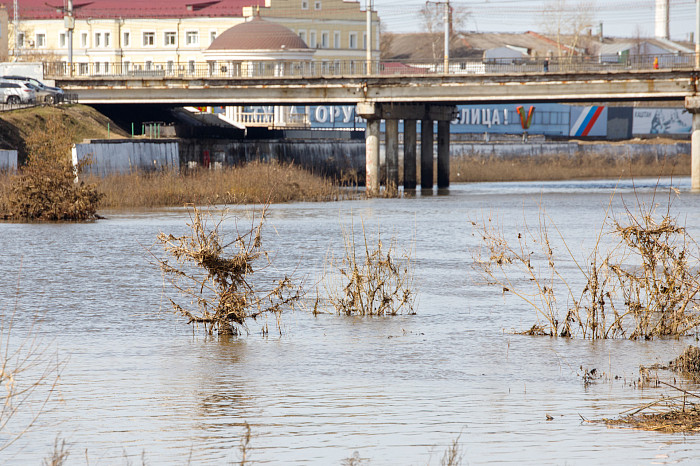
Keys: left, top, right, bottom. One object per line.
{"left": 1, "top": 178, "right": 699, "bottom": 464}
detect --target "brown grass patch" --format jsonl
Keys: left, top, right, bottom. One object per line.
{"left": 94, "top": 161, "right": 351, "bottom": 208}
{"left": 451, "top": 153, "right": 690, "bottom": 182}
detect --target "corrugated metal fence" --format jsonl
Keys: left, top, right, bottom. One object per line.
{"left": 0, "top": 150, "right": 18, "bottom": 171}
{"left": 72, "top": 140, "right": 179, "bottom": 176}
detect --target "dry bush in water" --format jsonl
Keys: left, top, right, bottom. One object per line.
{"left": 471, "top": 189, "right": 700, "bottom": 339}
{"left": 324, "top": 223, "right": 415, "bottom": 316}
{"left": 155, "top": 205, "right": 302, "bottom": 335}
{"left": 2, "top": 115, "right": 102, "bottom": 220}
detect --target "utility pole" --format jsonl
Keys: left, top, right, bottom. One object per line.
{"left": 65, "top": 0, "right": 74, "bottom": 75}
{"left": 696, "top": 0, "right": 699, "bottom": 68}
{"left": 12, "top": 0, "right": 17, "bottom": 61}
{"left": 366, "top": 0, "right": 372, "bottom": 75}
{"left": 443, "top": 0, "right": 449, "bottom": 74}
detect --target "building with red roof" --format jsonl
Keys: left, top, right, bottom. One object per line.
{"left": 0, "top": 0, "right": 378, "bottom": 75}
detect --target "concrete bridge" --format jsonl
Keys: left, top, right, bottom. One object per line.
{"left": 50, "top": 67, "right": 700, "bottom": 193}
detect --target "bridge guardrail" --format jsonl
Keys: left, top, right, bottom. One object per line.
{"left": 43, "top": 53, "right": 698, "bottom": 80}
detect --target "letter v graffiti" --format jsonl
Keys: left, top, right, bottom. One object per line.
{"left": 516, "top": 106, "right": 535, "bottom": 130}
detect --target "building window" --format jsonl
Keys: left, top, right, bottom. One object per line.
{"left": 349, "top": 32, "right": 357, "bottom": 49}
{"left": 95, "top": 32, "right": 101, "bottom": 47}
{"left": 210, "top": 30, "right": 217, "bottom": 44}
{"left": 167, "top": 60, "right": 174, "bottom": 73}
{"left": 298, "top": 30, "right": 306, "bottom": 44}
{"left": 143, "top": 32, "right": 155, "bottom": 47}
{"left": 95, "top": 62, "right": 100, "bottom": 73}
{"left": 333, "top": 31, "right": 340, "bottom": 49}
{"left": 309, "top": 31, "right": 317, "bottom": 48}
{"left": 59, "top": 32, "right": 66, "bottom": 48}
{"left": 314, "top": 1, "right": 321, "bottom": 10}
{"left": 301, "top": 0, "right": 308, "bottom": 9}
{"left": 81, "top": 32, "right": 88, "bottom": 47}
{"left": 145, "top": 61, "right": 153, "bottom": 71}
{"left": 104, "top": 32, "right": 111, "bottom": 47}
{"left": 123, "top": 61, "right": 131, "bottom": 72}
{"left": 79, "top": 63, "right": 88, "bottom": 75}
{"left": 123, "top": 31, "right": 130, "bottom": 47}
{"left": 363, "top": 32, "right": 367, "bottom": 49}
{"left": 17, "top": 32, "right": 25, "bottom": 48}
{"left": 164, "top": 31, "right": 177, "bottom": 46}
{"left": 186, "top": 31, "right": 199, "bottom": 46}
{"left": 36, "top": 33, "right": 46, "bottom": 48}
{"left": 321, "top": 31, "right": 329, "bottom": 48}
{"left": 188, "top": 60, "right": 195, "bottom": 73}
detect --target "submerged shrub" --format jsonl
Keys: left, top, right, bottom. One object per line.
{"left": 324, "top": 223, "right": 415, "bottom": 316}
{"left": 471, "top": 189, "right": 700, "bottom": 339}
{"left": 155, "top": 205, "right": 302, "bottom": 335}
{"left": 3, "top": 115, "right": 102, "bottom": 220}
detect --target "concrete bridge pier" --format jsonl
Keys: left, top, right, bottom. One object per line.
{"left": 365, "top": 118, "right": 381, "bottom": 195}
{"left": 385, "top": 119, "right": 400, "bottom": 189}
{"left": 403, "top": 119, "right": 417, "bottom": 190}
{"left": 357, "top": 102, "right": 456, "bottom": 195}
{"left": 421, "top": 118, "right": 434, "bottom": 190}
{"left": 437, "top": 120, "right": 450, "bottom": 189}
{"left": 686, "top": 97, "right": 700, "bottom": 191}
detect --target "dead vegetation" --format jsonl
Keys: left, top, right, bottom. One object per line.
{"left": 323, "top": 223, "right": 415, "bottom": 316}
{"left": 0, "top": 114, "right": 102, "bottom": 220}
{"left": 1, "top": 278, "right": 64, "bottom": 453}
{"left": 472, "top": 187, "right": 700, "bottom": 339}
{"left": 93, "top": 161, "right": 348, "bottom": 208}
{"left": 451, "top": 152, "right": 689, "bottom": 182}
{"left": 154, "top": 205, "right": 302, "bottom": 335}
{"left": 598, "top": 345, "right": 700, "bottom": 433}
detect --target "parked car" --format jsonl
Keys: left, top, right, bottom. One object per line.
{"left": 1, "top": 76, "right": 64, "bottom": 104}
{"left": 0, "top": 80, "right": 36, "bottom": 104}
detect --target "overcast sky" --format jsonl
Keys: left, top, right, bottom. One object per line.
{"left": 375, "top": 0, "right": 697, "bottom": 41}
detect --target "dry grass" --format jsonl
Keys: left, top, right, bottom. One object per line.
{"left": 154, "top": 205, "right": 303, "bottom": 335}
{"left": 94, "top": 161, "right": 349, "bottom": 208}
{"left": 451, "top": 152, "right": 690, "bottom": 182}
{"left": 323, "top": 223, "right": 415, "bottom": 316}
{"left": 471, "top": 187, "right": 700, "bottom": 339}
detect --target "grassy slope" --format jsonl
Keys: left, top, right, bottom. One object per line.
{"left": 0, "top": 105, "right": 128, "bottom": 163}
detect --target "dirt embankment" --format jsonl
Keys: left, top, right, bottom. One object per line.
{"left": 0, "top": 105, "right": 128, "bottom": 163}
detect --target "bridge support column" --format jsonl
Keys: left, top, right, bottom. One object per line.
{"left": 404, "top": 119, "right": 417, "bottom": 190}
{"left": 437, "top": 120, "right": 450, "bottom": 189}
{"left": 421, "top": 118, "right": 434, "bottom": 190}
{"left": 686, "top": 97, "right": 700, "bottom": 191}
{"left": 386, "top": 119, "right": 399, "bottom": 189}
{"left": 366, "top": 118, "right": 381, "bottom": 195}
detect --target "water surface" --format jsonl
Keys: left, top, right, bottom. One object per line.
{"left": 1, "top": 178, "right": 699, "bottom": 464}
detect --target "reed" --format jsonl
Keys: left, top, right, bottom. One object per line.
{"left": 451, "top": 152, "right": 690, "bottom": 182}
{"left": 94, "top": 161, "right": 349, "bottom": 208}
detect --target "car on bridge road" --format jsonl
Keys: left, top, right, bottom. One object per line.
{"left": 0, "top": 80, "right": 36, "bottom": 105}
{"left": 1, "top": 76, "right": 64, "bottom": 104}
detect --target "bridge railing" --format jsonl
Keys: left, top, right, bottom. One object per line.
{"left": 43, "top": 53, "right": 697, "bottom": 80}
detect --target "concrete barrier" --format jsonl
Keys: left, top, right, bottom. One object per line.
{"left": 0, "top": 149, "right": 17, "bottom": 171}
{"left": 72, "top": 139, "right": 179, "bottom": 176}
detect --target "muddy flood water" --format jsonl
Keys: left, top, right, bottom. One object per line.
{"left": 2, "top": 178, "right": 700, "bottom": 464}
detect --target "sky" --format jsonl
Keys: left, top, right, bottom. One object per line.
{"left": 375, "top": 0, "right": 698, "bottom": 41}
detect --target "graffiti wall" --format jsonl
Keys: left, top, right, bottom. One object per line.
{"left": 242, "top": 104, "right": 690, "bottom": 139}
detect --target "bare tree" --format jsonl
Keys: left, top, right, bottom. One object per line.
{"left": 419, "top": 2, "right": 470, "bottom": 61}
{"left": 540, "top": 0, "right": 596, "bottom": 61}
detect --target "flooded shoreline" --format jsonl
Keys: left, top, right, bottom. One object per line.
{"left": 2, "top": 178, "right": 700, "bottom": 463}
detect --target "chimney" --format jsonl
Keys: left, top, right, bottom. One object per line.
{"left": 655, "top": 0, "right": 669, "bottom": 40}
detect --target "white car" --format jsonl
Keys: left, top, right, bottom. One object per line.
{"left": 0, "top": 80, "right": 36, "bottom": 104}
